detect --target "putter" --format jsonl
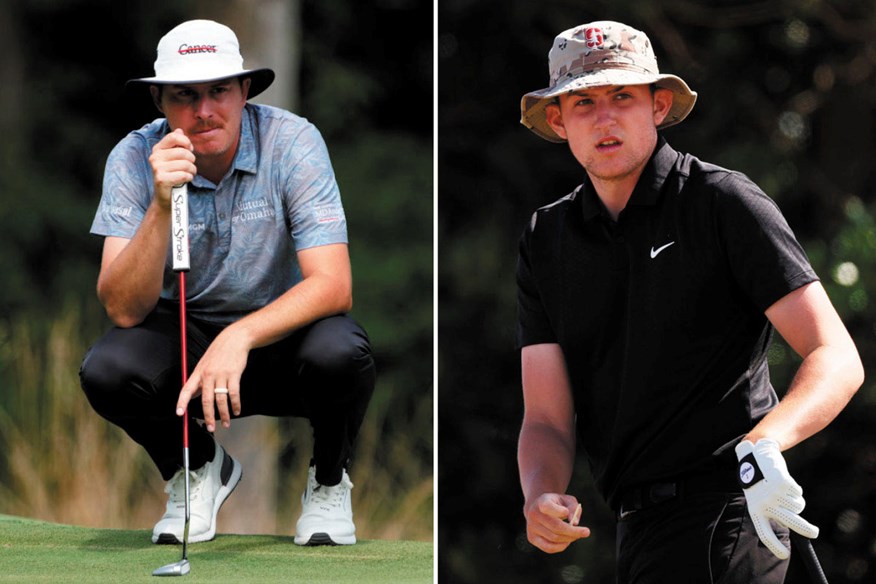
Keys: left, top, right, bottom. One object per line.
{"left": 153, "top": 184, "right": 192, "bottom": 577}
{"left": 791, "top": 532, "right": 829, "bottom": 584}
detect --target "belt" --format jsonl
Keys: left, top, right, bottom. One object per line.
{"left": 615, "top": 470, "right": 741, "bottom": 520}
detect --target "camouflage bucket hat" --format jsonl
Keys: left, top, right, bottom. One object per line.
{"left": 520, "top": 21, "right": 697, "bottom": 143}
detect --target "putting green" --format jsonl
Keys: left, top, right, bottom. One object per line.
{"left": 0, "top": 514, "right": 433, "bottom": 583}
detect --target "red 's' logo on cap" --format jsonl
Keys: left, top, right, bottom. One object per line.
{"left": 584, "top": 28, "right": 604, "bottom": 49}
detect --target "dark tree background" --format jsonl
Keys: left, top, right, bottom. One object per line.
{"left": 439, "top": 1, "right": 876, "bottom": 582}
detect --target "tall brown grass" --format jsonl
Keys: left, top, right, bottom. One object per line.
{"left": 0, "top": 301, "right": 433, "bottom": 542}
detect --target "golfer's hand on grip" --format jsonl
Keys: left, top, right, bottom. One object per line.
{"left": 524, "top": 492, "right": 590, "bottom": 553}
{"left": 176, "top": 326, "right": 252, "bottom": 432}
{"left": 150, "top": 128, "right": 196, "bottom": 209}
{"left": 735, "top": 439, "right": 819, "bottom": 560}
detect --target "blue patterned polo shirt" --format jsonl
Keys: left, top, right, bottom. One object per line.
{"left": 91, "top": 103, "right": 348, "bottom": 325}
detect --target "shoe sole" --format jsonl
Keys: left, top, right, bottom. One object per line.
{"left": 153, "top": 454, "right": 243, "bottom": 545}
{"left": 294, "top": 532, "right": 356, "bottom": 546}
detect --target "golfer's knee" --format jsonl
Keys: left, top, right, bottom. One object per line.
{"left": 298, "top": 317, "right": 374, "bottom": 380}
{"left": 79, "top": 344, "right": 140, "bottom": 416}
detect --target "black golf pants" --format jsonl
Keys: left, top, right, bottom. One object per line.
{"left": 616, "top": 493, "right": 789, "bottom": 583}
{"left": 79, "top": 301, "right": 375, "bottom": 485}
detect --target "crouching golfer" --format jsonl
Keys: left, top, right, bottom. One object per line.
{"left": 515, "top": 21, "right": 863, "bottom": 582}
{"left": 80, "top": 20, "right": 375, "bottom": 546}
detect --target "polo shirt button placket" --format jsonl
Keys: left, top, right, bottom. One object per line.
{"left": 215, "top": 197, "right": 232, "bottom": 253}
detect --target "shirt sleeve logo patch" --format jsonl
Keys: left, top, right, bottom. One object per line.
{"left": 314, "top": 202, "right": 344, "bottom": 224}
{"left": 107, "top": 204, "right": 133, "bottom": 218}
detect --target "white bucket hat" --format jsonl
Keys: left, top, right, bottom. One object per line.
{"left": 520, "top": 21, "right": 697, "bottom": 143}
{"left": 128, "top": 19, "right": 275, "bottom": 98}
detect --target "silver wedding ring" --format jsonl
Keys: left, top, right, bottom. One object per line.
{"left": 214, "top": 387, "right": 229, "bottom": 395}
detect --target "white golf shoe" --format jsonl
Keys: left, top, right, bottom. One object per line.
{"left": 294, "top": 466, "right": 356, "bottom": 545}
{"left": 152, "top": 441, "right": 242, "bottom": 544}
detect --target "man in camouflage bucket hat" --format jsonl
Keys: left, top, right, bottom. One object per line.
{"left": 520, "top": 20, "right": 696, "bottom": 142}
{"left": 515, "top": 20, "right": 862, "bottom": 582}
{"left": 80, "top": 19, "right": 375, "bottom": 547}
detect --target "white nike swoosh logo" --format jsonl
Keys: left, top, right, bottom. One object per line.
{"left": 650, "top": 241, "right": 675, "bottom": 259}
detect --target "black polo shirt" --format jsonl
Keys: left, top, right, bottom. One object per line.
{"left": 516, "top": 138, "right": 817, "bottom": 509}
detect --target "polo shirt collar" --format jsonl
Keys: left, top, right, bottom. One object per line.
{"left": 189, "top": 104, "right": 259, "bottom": 189}
{"left": 627, "top": 137, "right": 676, "bottom": 208}
{"left": 577, "top": 136, "right": 678, "bottom": 220}
{"left": 232, "top": 105, "right": 259, "bottom": 175}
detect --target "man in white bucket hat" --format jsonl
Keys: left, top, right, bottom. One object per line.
{"left": 80, "top": 19, "right": 375, "bottom": 547}
{"left": 515, "top": 20, "right": 862, "bottom": 582}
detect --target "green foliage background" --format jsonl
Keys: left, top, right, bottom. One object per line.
{"left": 0, "top": 0, "right": 432, "bottom": 543}
{"left": 440, "top": 1, "right": 876, "bottom": 582}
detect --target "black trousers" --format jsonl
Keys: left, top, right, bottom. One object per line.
{"left": 79, "top": 301, "right": 375, "bottom": 485}
{"left": 616, "top": 492, "right": 789, "bottom": 584}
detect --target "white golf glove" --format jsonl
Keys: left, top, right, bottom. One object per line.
{"left": 735, "top": 439, "right": 819, "bottom": 560}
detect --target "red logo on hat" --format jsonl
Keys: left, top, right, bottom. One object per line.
{"left": 178, "top": 43, "right": 218, "bottom": 55}
{"left": 585, "top": 28, "right": 604, "bottom": 49}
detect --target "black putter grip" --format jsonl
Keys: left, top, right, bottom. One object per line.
{"left": 790, "top": 532, "right": 829, "bottom": 584}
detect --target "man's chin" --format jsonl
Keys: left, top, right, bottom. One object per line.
{"left": 192, "top": 142, "right": 227, "bottom": 158}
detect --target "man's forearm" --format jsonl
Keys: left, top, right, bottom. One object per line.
{"left": 225, "top": 269, "right": 352, "bottom": 352}
{"left": 757, "top": 281, "right": 865, "bottom": 450}
{"left": 518, "top": 420, "right": 576, "bottom": 505}
{"left": 97, "top": 201, "right": 172, "bottom": 327}
{"left": 746, "top": 343, "right": 863, "bottom": 450}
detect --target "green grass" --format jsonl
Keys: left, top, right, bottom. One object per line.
{"left": 0, "top": 514, "right": 433, "bottom": 583}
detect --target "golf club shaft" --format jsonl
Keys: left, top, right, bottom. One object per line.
{"left": 791, "top": 532, "right": 829, "bottom": 584}
{"left": 152, "top": 184, "right": 192, "bottom": 577}
{"left": 173, "top": 183, "right": 191, "bottom": 563}
{"left": 179, "top": 271, "right": 190, "bottom": 561}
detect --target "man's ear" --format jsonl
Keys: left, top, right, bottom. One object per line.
{"left": 652, "top": 88, "right": 674, "bottom": 126}
{"left": 241, "top": 77, "right": 252, "bottom": 100}
{"left": 149, "top": 86, "right": 164, "bottom": 113}
{"left": 545, "top": 102, "right": 567, "bottom": 141}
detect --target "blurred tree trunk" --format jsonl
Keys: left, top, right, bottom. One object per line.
{"left": 192, "top": 0, "right": 301, "bottom": 111}
{"left": 0, "top": 0, "right": 24, "bottom": 163}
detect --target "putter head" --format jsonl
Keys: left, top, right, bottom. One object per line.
{"left": 152, "top": 559, "right": 190, "bottom": 577}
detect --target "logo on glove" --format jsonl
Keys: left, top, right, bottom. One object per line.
{"left": 739, "top": 461, "right": 755, "bottom": 485}
{"left": 737, "top": 452, "right": 765, "bottom": 488}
